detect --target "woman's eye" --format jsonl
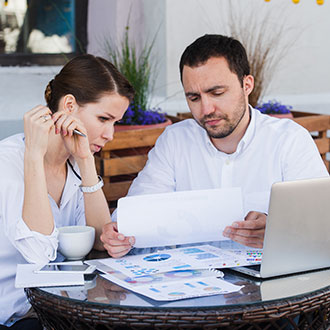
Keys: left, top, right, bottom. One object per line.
{"left": 99, "top": 116, "right": 109, "bottom": 122}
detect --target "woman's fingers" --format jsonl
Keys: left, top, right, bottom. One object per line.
{"left": 103, "top": 243, "right": 132, "bottom": 258}
{"left": 52, "top": 112, "right": 86, "bottom": 137}
{"left": 24, "top": 105, "right": 52, "bottom": 123}
{"left": 101, "top": 223, "right": 135, "bottom": 258}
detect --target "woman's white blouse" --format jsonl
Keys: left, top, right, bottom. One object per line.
{"left": 0, "top": 134, "right": 86, "bottom": 326}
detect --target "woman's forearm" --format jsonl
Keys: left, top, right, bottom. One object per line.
{"left": 22, "top": 152, "right": 54, "bottom": 234}
{"left": 76, "top": 155, "right": 110, "bottom": 250}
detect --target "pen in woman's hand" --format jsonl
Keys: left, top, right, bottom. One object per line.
{"left": 73, "top": 129, "right": 86, "bottom": 138}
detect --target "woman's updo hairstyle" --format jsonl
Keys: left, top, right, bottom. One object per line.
{"left": 44, "top": 54, "right": 135, "bottom": 113}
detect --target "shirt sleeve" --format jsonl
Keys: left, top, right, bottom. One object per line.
{"left": 281, "top": 126, "right": 329, "bottom": 180}
{"left": 1, "top": 178, "right": 59, "bottom": 264}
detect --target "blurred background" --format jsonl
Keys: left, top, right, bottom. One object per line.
{"left": 0, "top": 0, "right": 329, "bottom": 138}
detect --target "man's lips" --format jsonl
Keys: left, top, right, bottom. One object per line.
{"left": 204, "top": 118, "right": 223, "bottom": 126}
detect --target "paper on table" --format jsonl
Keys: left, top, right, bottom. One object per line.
{"left": 15, "top": 263, "right": 84, "bottom": 288}
{"left": 117, "top": 188, "right": 243, "bottom": 248}
{"left": 101, "top": 270, "right": 242, "bottom": 301}
{"left": 85, "top": 244, "right": 250, "bottom": 301}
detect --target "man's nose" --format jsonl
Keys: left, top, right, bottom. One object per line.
{"left": 201, "top": 97, "right": 215, "bottom": 116}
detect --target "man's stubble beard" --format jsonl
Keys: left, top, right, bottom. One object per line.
{"left": 197, "top": 94, "right": 247, "bottom": 139}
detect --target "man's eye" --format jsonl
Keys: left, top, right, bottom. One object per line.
{"left": 189, "top": 96, "right": 199, "bottom": 102}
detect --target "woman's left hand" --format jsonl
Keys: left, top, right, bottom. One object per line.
{"left": 52, "top": 111, "right": 91, "bottom": 160}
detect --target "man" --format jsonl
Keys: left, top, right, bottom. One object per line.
{"left": 101, "top": 34, "right": 328, "bottom": 258}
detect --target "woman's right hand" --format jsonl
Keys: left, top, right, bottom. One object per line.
{"left": 23, "top": 105, "right": 54, "bottom": 158}
{"left": 100, "top": 222, "right": 135, "bottom": 258}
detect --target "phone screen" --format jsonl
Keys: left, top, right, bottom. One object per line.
{"left": 39, "top": 264, "right": 90, "bottom": 272}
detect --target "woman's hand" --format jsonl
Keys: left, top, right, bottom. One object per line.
{"left": 101, "top": 222, "right": 135, "bottom": 258}
{"left": 23, "top": 105, "right": 54, "bottom": 158}
{"left": 52, "top": 111, "right": 91, "bottom": 160}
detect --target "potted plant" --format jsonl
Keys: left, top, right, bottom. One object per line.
{"left": 256, "top": 100, "right": 293, "bottom": 119}
{"left": 105, "top": 25, "right": 171, "bottom": 131}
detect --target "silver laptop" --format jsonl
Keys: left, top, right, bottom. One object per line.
{"left": 233, "top": 177, "right": 330, "bottom": 278}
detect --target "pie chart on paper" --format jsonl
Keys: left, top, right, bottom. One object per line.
{"left": 143, "top": 254, "right": 171, "bottom": 262}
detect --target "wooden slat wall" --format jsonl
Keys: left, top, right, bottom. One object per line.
{"left": 102, "top": 155, "right": 148, "bottom": 176}
{"left": 293, "top": 115, "right": 330, "bottom": 171}
{"left": 96, "top": 127, "right": 166, "bottom": 205}
{"left": 102, "top": 128, "right": 166, "bottom": 151}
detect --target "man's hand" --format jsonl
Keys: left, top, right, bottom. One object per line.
{"left": 100, "top": 222, "right": 135, "bottom": 258}
{"left": 223, "top": 211, "right": 266, "bottom": 248}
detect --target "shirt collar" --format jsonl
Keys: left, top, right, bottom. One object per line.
{"left": 59, "top": 157, "right": 81, "bottom": 209}
{"left": 236, "top": 105, "right": 256, "bottom": 154}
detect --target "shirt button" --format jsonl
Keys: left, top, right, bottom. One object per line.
{"left": 225, "top": 159, "right": 230, "bottom": 165}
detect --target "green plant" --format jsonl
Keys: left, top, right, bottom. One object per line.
{"left": 105, "top": 25, "right": 166, "bottom": 125}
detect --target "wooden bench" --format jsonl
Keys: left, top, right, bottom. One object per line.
{"left": 292, "top": 112, "right": 330, "bottom": 172}
{"left": 95, "top": 127, "right": 166, "bottom": 209}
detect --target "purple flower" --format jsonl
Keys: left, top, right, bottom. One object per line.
{"left": 256, "top": 100, "right": 292, "bottom": 114}
{"left": 117, "top": 104, "right": 167, "bottom": 125}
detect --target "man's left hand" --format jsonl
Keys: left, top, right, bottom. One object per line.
{"left": 223, "top": 211, "right": 266, "bottom": 248}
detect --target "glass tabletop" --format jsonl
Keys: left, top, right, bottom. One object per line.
{"left": 39, "top": 243, "right": 330, "bottom": 310}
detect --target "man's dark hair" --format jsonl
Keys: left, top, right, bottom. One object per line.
{"left": 179, "top": 34, "right": 250, "bottom": 86}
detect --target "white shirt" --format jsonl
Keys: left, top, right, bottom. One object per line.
{"left": 120, "top": 108, "right": 328, "bottom": 216}
{"left": 0, "top": 134, "right": 86, "bottom": 326}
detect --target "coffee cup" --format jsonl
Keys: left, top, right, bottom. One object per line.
{"left": 58, "top": 226, "right": 95, "bottom": 260}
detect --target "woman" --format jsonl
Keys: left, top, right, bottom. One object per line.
{"left": 0, "top": 54, "right": 134, "bottom": 329}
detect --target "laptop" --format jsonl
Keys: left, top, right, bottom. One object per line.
{"left": 232, "top": 177, "right": 330, "bottom": 279}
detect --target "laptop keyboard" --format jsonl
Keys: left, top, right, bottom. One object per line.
{"left": 248, "top": 264, "right": 261, "bottom": 271}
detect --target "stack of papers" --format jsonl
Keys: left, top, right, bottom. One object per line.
{"left": 86, "top": 244, "right": 262, "bottom": 301}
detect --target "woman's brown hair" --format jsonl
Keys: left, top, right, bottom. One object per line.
{"left": 45, "top": 54, "right": 135, "bottom": 113}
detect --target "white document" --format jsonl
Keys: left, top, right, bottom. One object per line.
{"left": 86, "top": 244, "right": 262, "bottom": 279}
{"left": 117, "top": 188, "right": 243, "bottom": 248}
{"left": 15, "top": 263, "right": 84, "bottom": 288}
{"left": 101, "top": 270, "right": 242, "bottom": 301}
{"left": 86, "top": 244, "right": 252, "bottom": 301}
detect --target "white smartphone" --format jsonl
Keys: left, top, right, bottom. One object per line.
{"left": 34, "top": 262, "right": 96, "bottom": 274}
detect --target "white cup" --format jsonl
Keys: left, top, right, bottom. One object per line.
{"left": 58, "top": 226, "right": 95, "bottom": 260}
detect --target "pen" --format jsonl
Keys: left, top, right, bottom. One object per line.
{"left": 73, "top": 129, "right": 87, "bottom": 138}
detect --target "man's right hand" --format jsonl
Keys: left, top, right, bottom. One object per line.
{"left": 100, "top": 222, "right": 135, "bottom": 258}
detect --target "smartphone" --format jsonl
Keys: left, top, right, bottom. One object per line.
{"left": 34, "top": 262, "right": 96, "bottom": 274}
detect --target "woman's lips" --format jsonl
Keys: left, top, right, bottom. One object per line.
{"left": 93, "top": 145, "right": 101, "bottom": 152}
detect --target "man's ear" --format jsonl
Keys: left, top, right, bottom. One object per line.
{"left": 243, "top": 75, "right": 254, "bottom": 96}
{"left": 62, "top": 94, "right": 78, "bottom": 113}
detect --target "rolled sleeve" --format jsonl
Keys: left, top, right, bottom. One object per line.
{"left": 15, "top": 218, "right": 59, "bottom": 264}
